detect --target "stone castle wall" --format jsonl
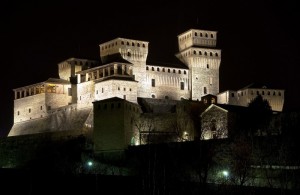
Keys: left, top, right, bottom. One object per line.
{"left": 94, "top": 79, "right": 138, "bottom": 103}
{"left": 145, "top": 66, "right": 190, "bottom": 99}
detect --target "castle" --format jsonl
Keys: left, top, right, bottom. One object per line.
{"left": 8, "top": 28, "right": 284, "bottom": 152}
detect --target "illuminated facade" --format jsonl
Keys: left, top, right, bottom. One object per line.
{"left": 8, "top": 28, "right": 284, "bottom": 150}
{"left": 9, "top": 28, "right": 221, "bottom": 138}
{"left": 217, "top": 83, "right": 284, "bottom": 112}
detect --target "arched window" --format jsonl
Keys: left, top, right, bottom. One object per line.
{"left": 146, "top": 66, "right": 149, "bottom": 70}
{"left": 211, "top": 34, "right": 214, "bottom": 38}
{"left": 127, "top": 52, "right": 131, "bottom": 57}
{"left": 151, "top": 94, "right": 155, "bottom": 98}
{"left": 193, "top": 50, "right": 196, "bottom": 55}
{"left": 195, "top": 32, "right": 198, "bottom": 36}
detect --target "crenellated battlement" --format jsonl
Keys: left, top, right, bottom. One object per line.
{"left": 178, "top": 29, "right": 217, "bottom": 51}
{"left": 99, "top": 38, "right": 149, "bottom": 64}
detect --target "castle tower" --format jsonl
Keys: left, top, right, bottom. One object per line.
{"left": 99, "top": 38, "right": 149, "bottom": 97}
{"left": 175, "top": 29, "right": 221, "bottom": 100}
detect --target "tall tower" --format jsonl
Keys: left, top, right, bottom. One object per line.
{"left": 99, "top": 38, "right": 149, "bottom": 97}
{"left": 175, "top": 29, "right": 221, "bottom": 100}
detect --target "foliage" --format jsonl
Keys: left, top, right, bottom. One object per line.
{"left": 246, "top": 95, "right": 273, "bottom": 136}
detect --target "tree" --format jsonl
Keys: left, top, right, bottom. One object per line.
{"left": 246, "top": 95, "right": 273, "bottom": 136}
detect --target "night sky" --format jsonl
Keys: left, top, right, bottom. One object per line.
{"left": 1, "top": 0, "right": 299, "bottom": 137}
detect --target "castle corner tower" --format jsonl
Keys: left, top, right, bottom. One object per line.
{"left": 175, "top": 29, "right": 221, "bottom": 100}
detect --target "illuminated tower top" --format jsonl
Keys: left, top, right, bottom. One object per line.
{"left": 99, "top": 38, "right": 149, "bottom": 64}
{"left": 177, "top": 29, "right": 217, "bottom": 51}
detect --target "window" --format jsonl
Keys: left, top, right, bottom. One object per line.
{"left": 207, "top": 64, "right": 209, "bottom": 69}
{"left": 17, "top": 111, "right": 20, "bottom": 115}
{"left": 278, "top": 92, "right": 281, "bottom": 96}
{"left": 102, "top": 88, "right": 104, "bottom": 93}
{"left": 209, "top": 77, "right": 213, "bottom": 85}
{"left": 211, "top": 98, "right": 215, "bottom": 104}
{"left": 231, "top": 93, "right": 234, "bottom": 97}
{"left": 204, "top": 87, "right": 207, "bottom": 94}
{"left": 152, "top": 79, "right": 155, "bottom": 87}
{"left": 180, "top": 82, "right": 184, "bottom": 90}
{"left": 151, "top": 94, "right": 155, "bottom": 98}
{"left": 262, "top": 91, "right": 265, "bottom": 95}
{"left": 29, "top": 108, "right": 31, "bottom": 113}
{"left": 40, "top": 106, "right": 43, "bottom": 110}
{"left": 165, "top": 96, "right": 169, "bottom": 99}
{"left": 184, "top": 70, "right": 186, "bottom": 74}
{"left": 68, "top": 88, "right": 72, "bottom": 96}
{"left": 123, "top": 95, "right": 126, "bottom": 100}
{"left": 146, "top": 66, "right": 149, "bottom": 70}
